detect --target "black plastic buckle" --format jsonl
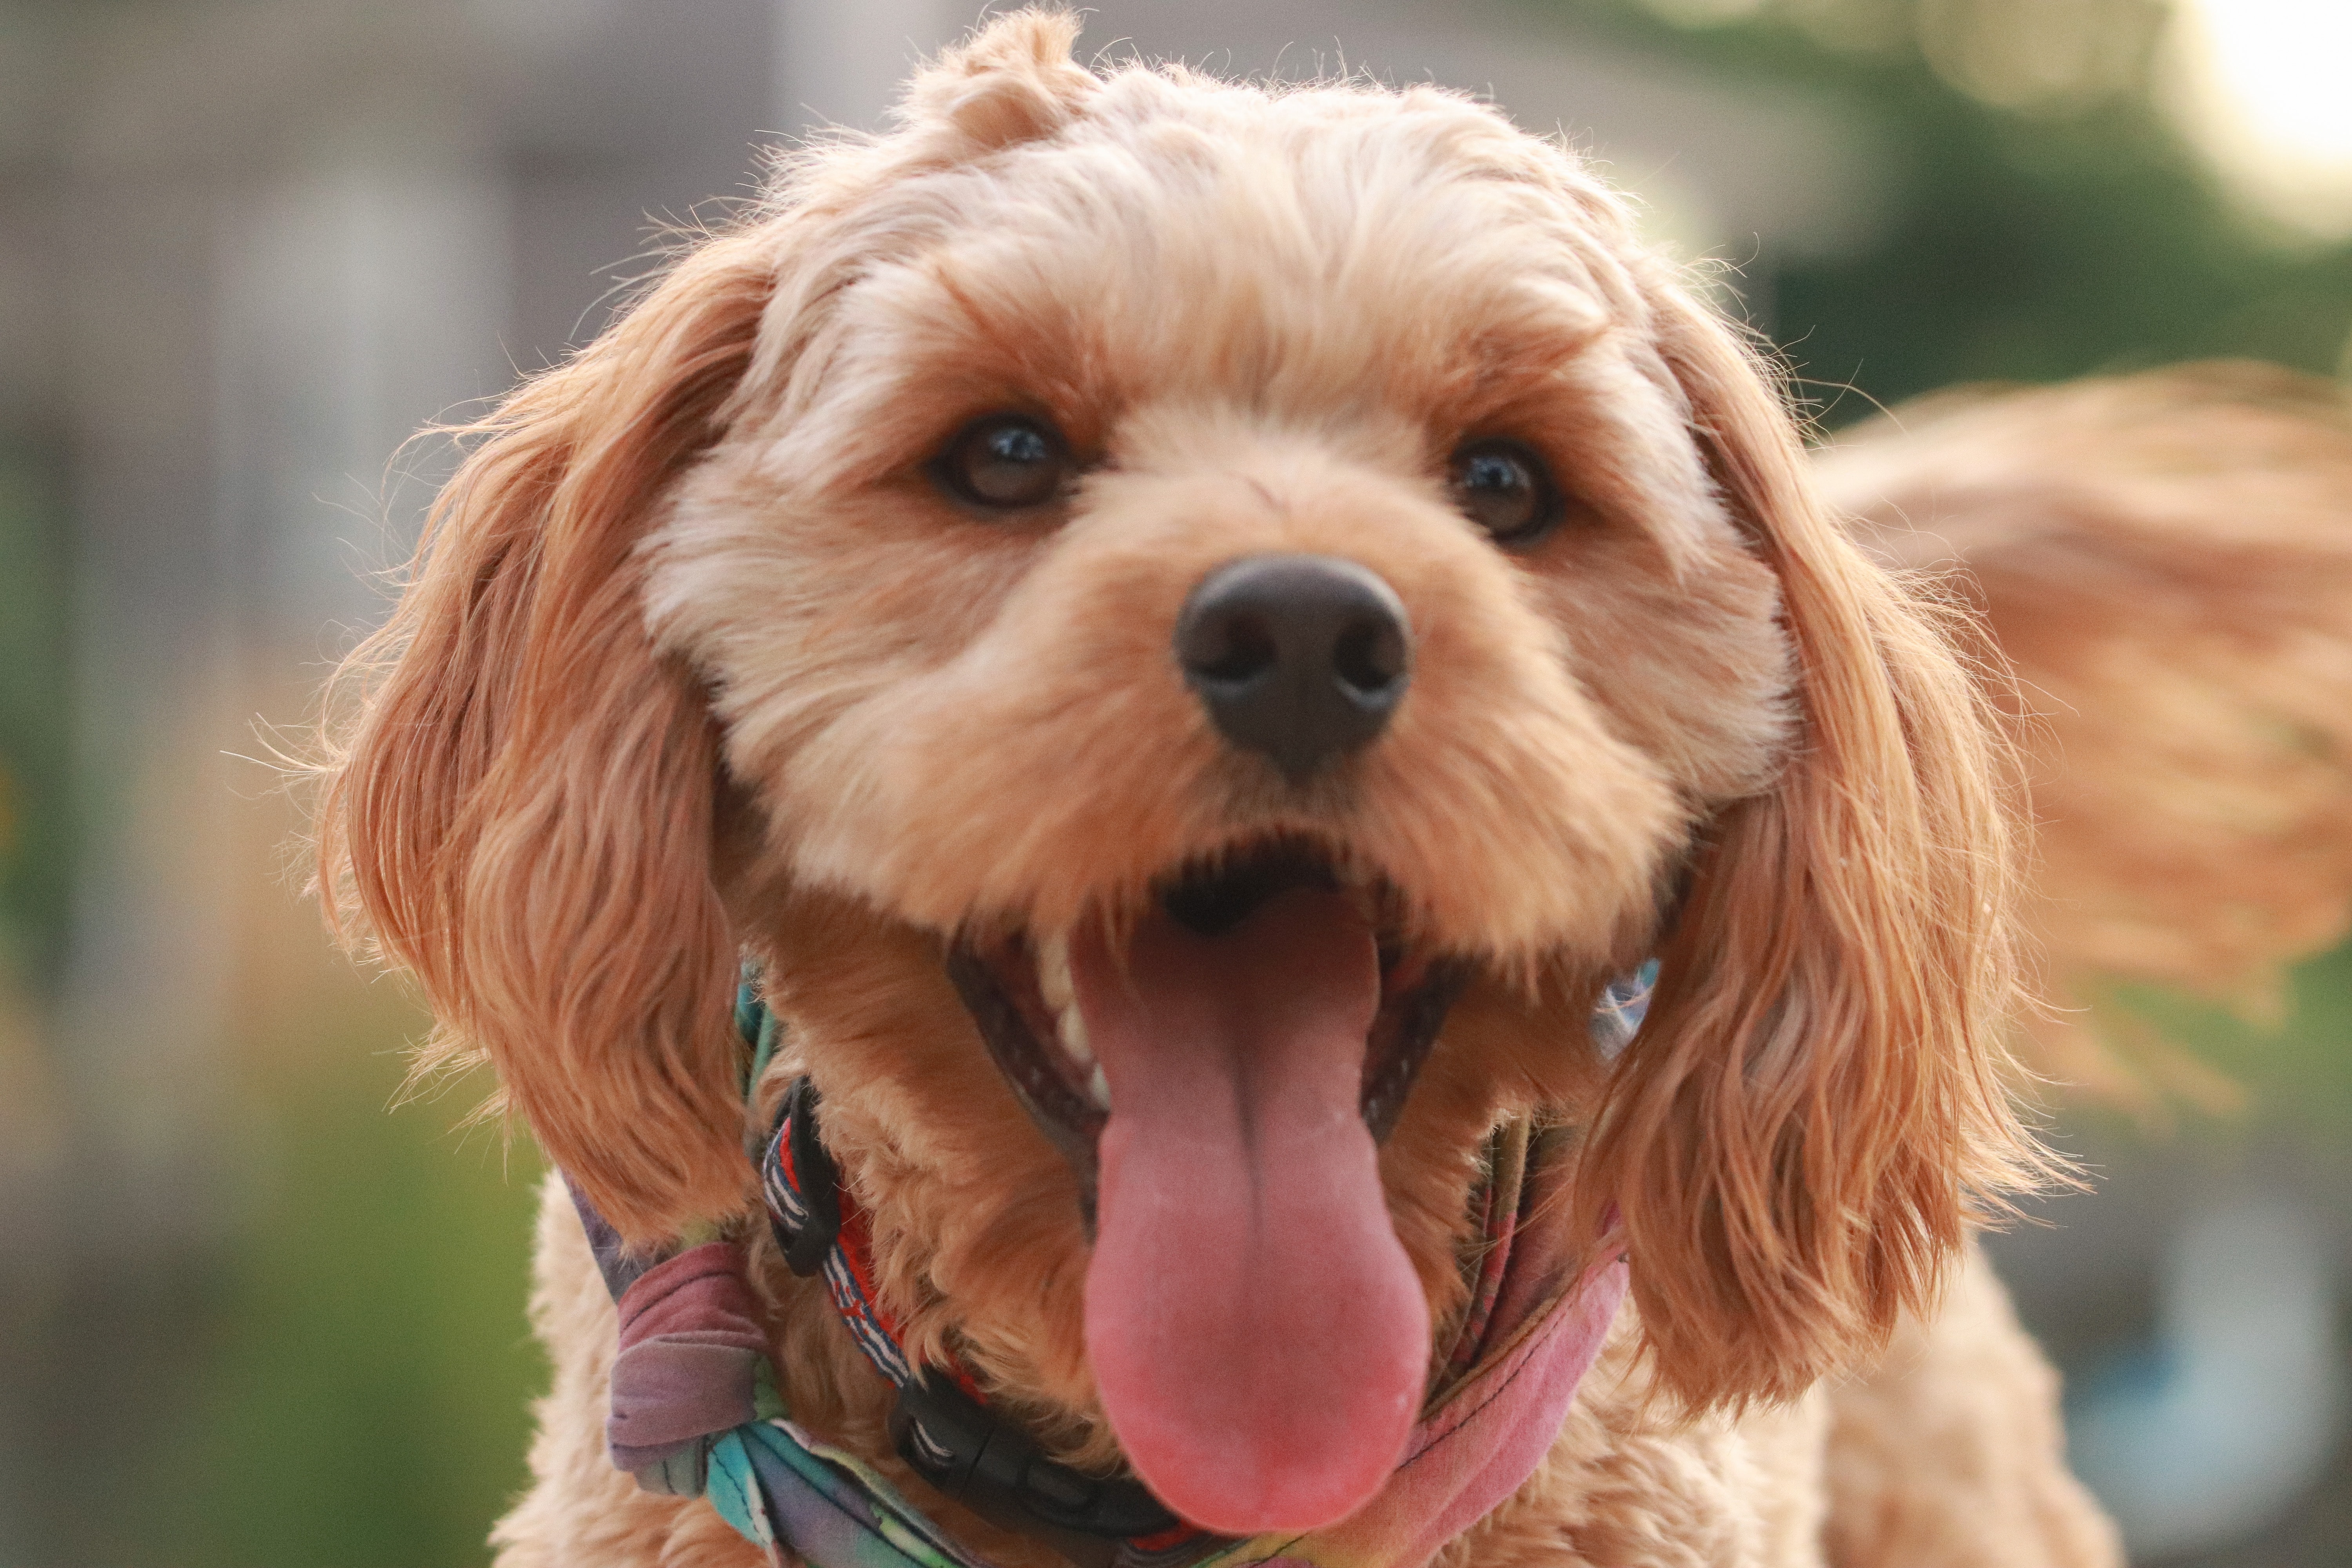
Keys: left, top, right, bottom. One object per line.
{"left": 763, "top": 1076, "right": 843, "bottom": 1277}
{"left": 890, "top": 1371, "right": 1179, "bottom": 1566}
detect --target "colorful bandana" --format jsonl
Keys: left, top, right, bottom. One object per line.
{"left": 566, "top": 971, "right": 1647, "bottom": 1568}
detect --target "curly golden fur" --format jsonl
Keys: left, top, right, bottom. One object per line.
{"left": 314, "top": 12, "right": 2130, "bottom": 1565}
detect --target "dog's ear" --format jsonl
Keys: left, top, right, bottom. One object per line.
{"left": 316, "top": 230, "right": 779, "bottom": 1243}
{"left": 312, "top": 8, "right": 1103, "bottom": 1247}
{"left": 1575, "top": 282, "right": 2038, "bottom": 1408}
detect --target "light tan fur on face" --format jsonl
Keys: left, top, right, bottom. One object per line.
{"left": 315, "top": 10, "right": 2102, "bottom": 1564}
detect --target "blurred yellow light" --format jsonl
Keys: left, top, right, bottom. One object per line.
{"left": 2167, "top": 0, "right": 2352, "bottom": 238}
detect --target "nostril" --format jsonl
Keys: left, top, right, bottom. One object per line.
{"left": 1183, "top": 610, "right": 1279, "bottom": 686}
{"left": 1333, "top": 616, "right": 1406, "bottom": 699}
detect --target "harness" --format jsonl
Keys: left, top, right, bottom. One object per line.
{"left": 565, "top": 970, "right": 1648, "bottom": 1568}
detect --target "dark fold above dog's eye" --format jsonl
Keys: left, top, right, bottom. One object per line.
{"left": 1448, "top": 439, "right": 1564, "bottom": 546}
{"left": 936, "top": 414, "right": 1071, "bottom": 510}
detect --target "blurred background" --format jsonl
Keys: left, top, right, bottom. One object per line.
{"left": 2, "top": 0, "right": 2348, "bottom": 1563}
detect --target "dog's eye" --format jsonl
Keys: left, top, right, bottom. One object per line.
{"left": 1448, "top": 439, "right": 1563, "bottom": 545}
{"left": 936, "top": 414, "right": 1071, "bottom": 510}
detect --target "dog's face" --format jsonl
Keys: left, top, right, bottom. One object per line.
{"left": 641, "top": 57, "right": 1794, "bottom": 1525}
{"left": 319, "top": 10, "right": 2028, "bottom": 1537}
{"left": 650, "top": 82, "right": 1794, "bottom": 952}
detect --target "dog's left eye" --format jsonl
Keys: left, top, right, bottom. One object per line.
{"left": 1448, "top": 439, "right": 1563, "bottom": 545}
{"left": 935, "top": 414, "right": 1071, "bottom": 510}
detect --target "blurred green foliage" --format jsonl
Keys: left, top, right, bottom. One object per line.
{"left": 1, "top": 1009, "right": 543, "bottom": 1568}
{"left": 1542, "top": 0, "right": 2352, "bottom": 415}
{"left": 2103, "top": 946, "right": 2352, "bottom": 1151}
{"left": 154, "top": 1039, "right": 544, "bottom": 1568}
{"left": 0, "top": 443, "right": 74, "bottom": 989}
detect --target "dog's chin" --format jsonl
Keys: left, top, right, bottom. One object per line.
{"left": 943, "top": 838, "right": 1467, "bottom": 1534}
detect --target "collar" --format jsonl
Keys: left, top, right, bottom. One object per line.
{"left": 568, "top": 969, "right": 1645, "bottom": 1568}
{"left": 762, "top": 1072, "right": 1191, "bottom": 1563}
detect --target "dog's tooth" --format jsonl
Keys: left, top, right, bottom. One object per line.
{"left": 1087, "top": 1063, "right": 1111, "bottom": 1112}
{"left": 1037, "top": 931, "right": 1075, "bottom": 1016}
{"left": 1057, "top": 1002, "right": 1093, "bottom": 1067}
{"left": 1035, "top": 930, "right": 1096, "bottom": 1067}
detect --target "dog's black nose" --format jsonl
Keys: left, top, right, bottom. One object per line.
{"left": 1174, "top": 554, "right": 1411, "bottom": 782}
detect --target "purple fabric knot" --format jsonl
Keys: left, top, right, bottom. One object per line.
{"left": 607, "top": 1241, "right": 771, "bottom": 1472}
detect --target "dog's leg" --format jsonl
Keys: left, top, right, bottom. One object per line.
{"left": 1819, "top": 1237, "right": 2121, "bottom": 1568}
{"left": 1434, "top": 1320, "right": 1832, "bottom": 1568}
{"left": 490, "top": 1174, "right": 767, "bottom": 1568}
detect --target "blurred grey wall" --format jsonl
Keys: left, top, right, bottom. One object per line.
{"left": 2, "top": 0, "right": 775, "bottom": 1195}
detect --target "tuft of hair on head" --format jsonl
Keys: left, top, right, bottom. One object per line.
{"left": 1563, "top": 263, "right": 2051, "bottom": 1412}
{"left": 897, "top": 7, "right": 1098, "bottom": 155}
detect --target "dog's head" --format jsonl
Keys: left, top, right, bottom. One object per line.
{"left": 320, "top": 9, "right": 2028, "bottom": 1533}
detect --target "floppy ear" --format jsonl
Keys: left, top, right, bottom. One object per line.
{"left": 314, "top": 7, "right": 1103, "bottom": 1246}
{"left": 1824, "top": 363, "right": 2352, "bottom": 1108}
{"left": 316, "top": 229, "right": 779, "bottom": 1243}
{"left": 1575, "top": 283, "right": 2039, "bottom": 1408}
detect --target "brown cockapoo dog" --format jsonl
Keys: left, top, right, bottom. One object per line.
{"left": 315, "top": 14, "right": 2352, "bottom": 1568}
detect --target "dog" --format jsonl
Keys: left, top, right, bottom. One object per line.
{"left": 313, "top": 12, "right": 2136, "bottom": 1565}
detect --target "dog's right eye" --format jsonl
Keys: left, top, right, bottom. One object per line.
{"left": 935, "top": 414, "right": 1071, "bottom": 510}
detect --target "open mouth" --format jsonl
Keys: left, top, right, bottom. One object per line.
{"left": 944, "top": 839, "right": 1466, "bottom": 1211}
{"left": 944, "top": 840, "right": 1467, "bottom": 1535}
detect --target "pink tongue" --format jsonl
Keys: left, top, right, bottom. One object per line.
{"left": 1073, "top": 889, "right": 1429, "bottom": 1535}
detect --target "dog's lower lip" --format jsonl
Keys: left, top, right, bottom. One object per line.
{"left": 944, "top": 848, "right": 1466, "bottom": 1210}
{"left": 945, "top": 938, "right": 1109, "bottom": 1204}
